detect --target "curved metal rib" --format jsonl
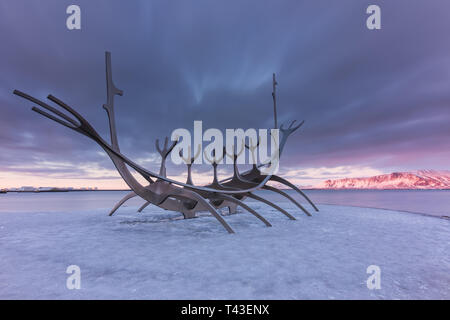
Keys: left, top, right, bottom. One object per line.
{"left": 262, "top": 185, "right": 311, "bottom": 216}
{"left": 138, "top": 201, "right": 151, "bottom": 213}
{"left": 222, "top": 154, "right": 310, "bottom": 216}
{"left": 269, "top": 175, "right": 319, "bottom": 212}
{"left": 109, "top": 191, "right": 137, "bottom": 216}
{"left": 246, "top": 192, "right": 296, "bottom": 220}
{"left": 232, "top": 163, "right": 319, "bottom": 213}
{"left": 170, "top": 191, "right": 235, "bottom": 234}
{"left": 214, "top": 194, "right": 272, "bottom": 227}
{"left": 217, "top": 149, "right": 308, "bottom": 217}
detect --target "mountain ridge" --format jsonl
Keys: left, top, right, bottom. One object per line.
{"left": 316, "top": 170, "right": 450, "bottom": 190}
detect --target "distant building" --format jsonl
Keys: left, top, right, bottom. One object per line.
{"left": 38, "top": 187, "right": 54, "bottom": 192}
{"left": 20, "top": 186, "right": 36, "bottom": 192}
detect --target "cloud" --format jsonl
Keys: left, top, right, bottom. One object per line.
{"left": 0, "top": 0, "right": 449, "bottom": 188}
{"left": 5, "top": 160, "right": 120, "bottom": 180}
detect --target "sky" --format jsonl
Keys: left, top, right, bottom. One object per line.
{"left": 0, "top": 0, "right": 449, "bottom": 189}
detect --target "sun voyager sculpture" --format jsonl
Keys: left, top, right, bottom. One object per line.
{"left": 13, "top": 52, "right": 318, "bottom": 233}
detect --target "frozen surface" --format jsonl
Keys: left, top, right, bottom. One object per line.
{"left": 1, "top": 189, "right": 449, "bottom": 217}
{"left": 0, "top": 202, "right": 449, "bottom": 299}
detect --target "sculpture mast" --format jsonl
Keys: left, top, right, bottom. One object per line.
{"left": 272, "top": 73, "right": 278, "bottom": 129}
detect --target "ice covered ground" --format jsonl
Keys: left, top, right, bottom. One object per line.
{"left": 0, "top": 201, "right": 449, "bottom": 299}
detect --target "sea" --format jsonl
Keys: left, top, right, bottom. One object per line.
{"left": 0, "top": 189, "right": 448, "bottom": 218}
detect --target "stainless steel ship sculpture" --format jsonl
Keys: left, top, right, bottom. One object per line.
{"left": 13, "top": 52, "right": 318, "bottom": 233}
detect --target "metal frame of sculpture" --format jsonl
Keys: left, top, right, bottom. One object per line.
{"left": 13, "top": 52, "right": 318, "bottom": 234}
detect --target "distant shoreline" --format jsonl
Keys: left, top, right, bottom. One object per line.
{"left": 1, "top": 188, "right": 450, "bottom": 193}
{"left": 1, "top": 189, "right": 130, "bottom": 193}
{"left": 307, "top": 188, "right": 450, "bottom": 191}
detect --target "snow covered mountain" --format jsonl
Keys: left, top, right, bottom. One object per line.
{"left": 317, "top": 170, "right": 450, "bottom": 189}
